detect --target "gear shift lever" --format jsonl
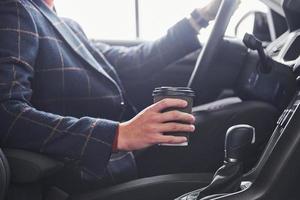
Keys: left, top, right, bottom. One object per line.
{"left": 225, "top": 125, "right": 256, "bottom": 163}
{"left": 176, "top": 125, "right": 256, "bottom": 200}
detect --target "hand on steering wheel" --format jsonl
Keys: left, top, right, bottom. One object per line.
{"left": 188, "top": 0, "right": 241, "bottom": 95}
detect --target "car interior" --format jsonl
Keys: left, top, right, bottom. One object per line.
{"left": 1, "top": 0, "right": 300, "bottom": 199}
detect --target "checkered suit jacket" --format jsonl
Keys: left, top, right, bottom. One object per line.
{"left": 0, "top": 0, "right": 200, "bottom": 182}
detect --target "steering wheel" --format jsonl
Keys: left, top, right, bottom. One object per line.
{"left": 188, "top": 0, "right": 241, "bottom": 96}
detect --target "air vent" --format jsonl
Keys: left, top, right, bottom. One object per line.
{"left": 284, "top": 36, "right": 300, "bottom": 61}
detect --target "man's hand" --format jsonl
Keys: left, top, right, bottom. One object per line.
{"left": 198, "top": 0, "right": 223, "bottom": 21}
{"left": 117, "top": 99, "right": 196, "bottom": 151}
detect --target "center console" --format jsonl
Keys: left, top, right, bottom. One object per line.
{"left": 174, "top": 91, "right": 300, "bottom": 200}
{"left": 209, "top": 89, "right": 300, "bottom": 200}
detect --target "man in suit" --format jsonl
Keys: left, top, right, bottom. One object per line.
{"left": 0, "top": 0, "right": 221, "bottom": 188}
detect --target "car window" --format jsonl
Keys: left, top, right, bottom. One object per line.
{"left": 55, "top": 0, "right": 268, "bottom": 41}
{"left": 55, "top": 0, "right": 136, "bottom": 40}
{"left": 138, "top": 0, "right": 200, "bottom": 40}
{"left": 226, "top": 0, "right": 269, "bottom": 39}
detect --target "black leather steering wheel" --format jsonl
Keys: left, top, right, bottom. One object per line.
{"left": 188, "top": 0, "right": 240, "bottom": 90}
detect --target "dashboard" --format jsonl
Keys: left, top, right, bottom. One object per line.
{"left": 261, "top": 0, "right": 300, "bottom": 66}
{"left": 267, "top": 30, "right": 300, "bottom": 66}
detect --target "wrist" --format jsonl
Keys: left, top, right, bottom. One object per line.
{"left": 190, "top": 9, "right": 209, "bottom": 30}
{"left": 189, "top": 9, "right": 209, "bottom": 33}
{"left": 116, "top": 122, "right": 129, "bottom": 151}
{"left": 188, "top": 16, "right": 202, "bottom": 33}
{"left": 112, "top": 125, "right": 120, "bottom": 152}
{"left": 196, "top": 7, "right": 211, "bottom": 22}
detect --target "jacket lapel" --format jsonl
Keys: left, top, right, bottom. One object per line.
{"left": 30, "top": 0, "right": 118, "bottom": 86}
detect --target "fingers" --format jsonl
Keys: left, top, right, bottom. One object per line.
{"left": 159, "top": 123, "right": 195, "bottom": 133}
{"left": 157, "top": 135, "right": 188, "bottom": 145}
{"left": 159, "top": 110, "right": 195, "bottom": 124}
{"left": 151, "top": 98, "right": 188, "bottom": 112}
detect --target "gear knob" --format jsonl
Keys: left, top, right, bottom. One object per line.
{"left": 225, "top": 125, "right": 256, "bottom": 163}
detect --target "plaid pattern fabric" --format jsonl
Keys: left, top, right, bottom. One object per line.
{"left": 0, "top": 0, "right": 200, "bottom": 182}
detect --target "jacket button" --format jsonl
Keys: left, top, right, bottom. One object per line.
{"left": 120, "top": 102, "right": 125, "bottom": 109}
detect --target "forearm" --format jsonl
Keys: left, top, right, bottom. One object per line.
{"left": 0, "top": 99, "right": 118, "bottom": 178}
{"left": 100, "top": 18, "right": 201, "bottom": 80}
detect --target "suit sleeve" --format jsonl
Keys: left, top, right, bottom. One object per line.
{"left": 0, "top": 1, "right": 117, "bottom": 179}
{"left": 97, "top": 18, "right": 201, "bottom": 80}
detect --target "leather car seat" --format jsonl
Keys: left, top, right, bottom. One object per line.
{"left": 2, "top": 149, "right": 65, "bottom": 200}
{"left": 192, "top": 97, "right": 242, "bottom": 112}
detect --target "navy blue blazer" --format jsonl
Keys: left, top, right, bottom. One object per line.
{"left": 0, "top": 0, "right": 200, "bottom": 182}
